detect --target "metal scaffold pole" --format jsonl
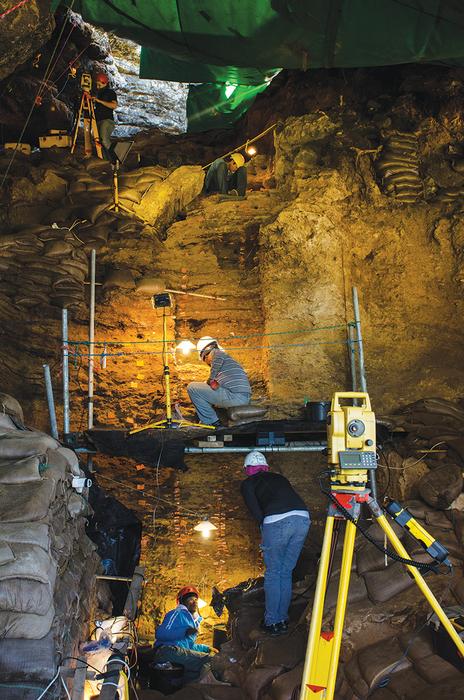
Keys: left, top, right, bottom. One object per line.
{"left": 43, "top": 364, "right": 59, "bottom": 439}
{"left": 62, "top": 308, "right": 70, "bottom": 436}
{"left": 352, "top": 286, "right": 367, "bottom": 393}
{"left": 351, "top": 286, "right": 377, "bottom": 498}
{"left": 88, "top": 249, "right": 96, "bottom": 430}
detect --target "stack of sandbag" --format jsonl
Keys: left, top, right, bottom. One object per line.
{"left": 0, "top": 394, "right": 100, "bottom": 699}
{"left": 337, "top": 627, "right": 464, "bottom": 699}
{"left": 376, "top": 131, "right": 422, "bottom": 204}
{"left": 0, "top": 227, "right": 87, "bottom": 310}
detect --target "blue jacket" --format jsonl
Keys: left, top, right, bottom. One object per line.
{"left": 155, "top": 604, "right": 210, "bottom": 652}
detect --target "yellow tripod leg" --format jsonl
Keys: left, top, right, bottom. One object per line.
{"left": 299, "top": 516, "right": 335, "bottom": 700}
{"left": 375, "top": 513, "right": 464, "bottom": 657}
{"left": 325, "top": 519, "right": 357, "bottom": 699}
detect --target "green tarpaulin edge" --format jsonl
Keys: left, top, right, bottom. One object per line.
{"left": 53, "top": 0, "right": 464, "bottom": 131}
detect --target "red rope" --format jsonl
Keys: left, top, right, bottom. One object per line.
{"left": 0, "top": 0, "right": 33, "bottom": 21}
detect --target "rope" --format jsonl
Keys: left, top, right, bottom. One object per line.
{"left": 0, "top": 0, "right": 33, "bottom": 20}
{"left": 202, "top": 122, "right": 278, "bottom": 169}
{"left": 68, "top": 322, "right": 349, "bottom": 348}
{"left": 69, "top": 337, "right": 357, "bottom": 360}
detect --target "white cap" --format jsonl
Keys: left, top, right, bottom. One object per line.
{"left": 197, "top": 336, "right": 218, "bottom": 359}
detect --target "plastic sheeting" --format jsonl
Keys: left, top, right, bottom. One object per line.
{"left": 62, "top": 1, "right": 464, "bottom": 129}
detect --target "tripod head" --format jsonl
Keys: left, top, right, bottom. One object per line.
{"left": 327, "top": 392, "right": 377, "bottom": 490}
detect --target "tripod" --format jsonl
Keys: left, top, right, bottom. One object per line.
{"left": 71, "top": 89, "right": 102, "bottom": 159}
{"left": 130, "top": 295, "right": 214, "bottom": 434}
{"left": 299, "top": 392, "right": 464, "bottom": 700}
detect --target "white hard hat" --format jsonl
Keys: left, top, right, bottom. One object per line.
{"left": 197, "top": 336, "right": 218, "bottom": 359}
{"left": 244, "top": 451, "right": 268, "bottom": 468}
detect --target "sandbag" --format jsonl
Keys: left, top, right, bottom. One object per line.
{"left": 0, "top": 393, "right": 24, "bottom": 424}
{"left": 254, "top": 626, "right": 306, "bottom": 669}
{"left": 417, "top": 464, "right": 463, "bottom": 509}
{"left": 243, "top": 665, "right": 285, "bottom": 700}
{"left": 269, "top": 663, "right": 303, "bottom": 700}
{"left": 0, "top": 454, "right": 45, "bottom": 484}
{"left": 0, "top": 543, "right": 55, "bottom": 585}
{"left": 56, "top": 446, "right": 81, "bottom": 476}
{"left": 103, "top": 269, "right": 136, "bottom": 289}
{"left": 135, "top": 276, "right": 166, "bottom": 295}
{"left": 0, "top": 478, "right": 58, "bottom": 523}
{"left": 325, "top": 572, "right": 367, "bottom": 609}
{"left": 0, "top": 630, "right": 57, "bottom": 682}
{"left": 227, "top": 405, "right": 268, "bottom": 421}
{"left": 386, "top": 667, "right": 429, "bottom": 698}
{"left": 412, "top": 675, "right": 464, "bottom": 700}
{"left": 357, "top": 636, "right": 411, "bottom": 689}
{"left": 0, "top": 602, "right": 54, "bottom": 639}
{"left": 398, "top": 627, "right": 434, "bottom": 662}
{"left": 414, "top": 654, "right": 461, "bottom": 683}
{"left": 1, "top": 522, "right": 50, "bottom": 550}
{"left": 0, "top": 429, "right": 59, "bottom": 460}
{"left": 364, "top": 561, "right": 415, "bottom": 603}
{"left": 0, "top": 576, "right": 54, "bottom": 615}
{"left": 344, "top": 654, "right": 369, "bottom": 698}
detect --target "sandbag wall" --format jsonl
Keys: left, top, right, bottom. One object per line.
{"left": 0, "top": 398, "right": 100, "bottom": 700}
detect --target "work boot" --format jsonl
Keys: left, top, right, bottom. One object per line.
{"left": 259, "top": 621, "right": 286, "bottom": 636}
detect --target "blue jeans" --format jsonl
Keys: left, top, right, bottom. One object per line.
{"left": 187, "top": 382, "right": 250, "bottom": 424}
{"left": 261, "top": 515, "right": 310, "bottom": 625}
{"left": 153, "top": 645, "right": 211, "bottom": 683}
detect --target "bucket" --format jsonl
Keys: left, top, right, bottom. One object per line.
{"left": 213, "top": 623, "right": 228, "bottom": 650}
{"left": 305, "top": 401, "right": 331, "bottom": 423}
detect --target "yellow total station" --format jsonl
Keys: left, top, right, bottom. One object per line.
{"left": 327, "top": 391, "right": 377, "bottom": 488}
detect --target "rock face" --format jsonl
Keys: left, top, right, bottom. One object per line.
{"left": 0, "top": 0, "right": 54, "bottom": 81}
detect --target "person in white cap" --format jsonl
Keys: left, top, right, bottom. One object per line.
{"left": 204, "top": 152, "right": 247, "bottom": 196}
{"left": 187, "top": 336, "right": 251, "bottom": 427}
{"left": 240, "top": 451, "right": 311, "bottom": 636}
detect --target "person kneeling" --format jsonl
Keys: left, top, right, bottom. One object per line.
{"left": 187, "top": 336, "right": 251, "bottom": 427}
{"left": 153, "top": 585, "right": 215, "bottom": 684}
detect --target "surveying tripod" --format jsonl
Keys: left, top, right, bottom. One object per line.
{"left": 299, "top": 392, "right": 464, "bottom": 700}
{"left": 130, "top": 294, "right": 214, "bottom": 434}
{"left": 71, "top": 73, "right": 102, "bottom": 159}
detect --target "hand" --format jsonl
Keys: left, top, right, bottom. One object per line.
{"left": 209, "top": 379, "right": 219, "bottom": 390}
{"left": 185, "top": 626, "right": 197, "bottom": 636}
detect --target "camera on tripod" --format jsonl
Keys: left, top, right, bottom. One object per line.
{"left": 80, "top": 73, "right": 92, "bottom": 93}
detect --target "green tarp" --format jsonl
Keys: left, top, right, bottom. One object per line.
{"left": 60, "top": 1, "right": 464, "bottom": 131}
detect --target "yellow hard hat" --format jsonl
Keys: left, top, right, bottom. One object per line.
{"left": 230, "top": 152, "right": 245, "bottom": 168}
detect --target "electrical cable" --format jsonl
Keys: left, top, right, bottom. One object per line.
{"left": 35, "top": 669, "right": 60, "bottom": 699}
{"left": 319, "top": 473, "right": 449, "bottom": 574}
{"left": 60, "top": 675, "right": 71, "bottom": 700}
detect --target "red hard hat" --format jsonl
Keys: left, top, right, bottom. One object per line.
{"left": 95, "top": 73, "right": 109, "bottom": 84}
{"left": 177, "top": 585, "right": 199, "bottom": 604}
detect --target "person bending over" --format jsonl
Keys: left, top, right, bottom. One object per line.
{"left": 204, "top": 152, "right": 247, "bottom": 196}
{"left": 187, "top": 336, "right": 251, "bottom": 427}
{"left": 153, "top": 585, "right": 215, "bottom": 683}
{"left": 240, "top": 451, "right": 311, "bottom": 636}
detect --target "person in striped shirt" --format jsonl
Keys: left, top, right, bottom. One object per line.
{"left": 187, "top": 336, "right": 251, "bottom": 427}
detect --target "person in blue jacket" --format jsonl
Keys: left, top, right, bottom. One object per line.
{"left": 153, "top": 585, "right": 215, "bottom": 682}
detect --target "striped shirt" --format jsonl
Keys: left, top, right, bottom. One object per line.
{"left": 209, "top": 350, "right": 251, "bottom": 395}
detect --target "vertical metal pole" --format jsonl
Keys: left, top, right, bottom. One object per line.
{"left": 347, "top": 323, "right": 357, "bottom": 392}
{"left": 88, "top": 249, "right": 96, "bottom": 430}
{"left": 43, "top": 364, "right": 59, "bottom": 439}
{"left": 352, "top": 287, "right": 367, "bottom": 393}
{"left": 351, "top": 287, "right": 377, "bottom": 499}
{"left": 62, "top": 308, "right": 70, "bottom": 436}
